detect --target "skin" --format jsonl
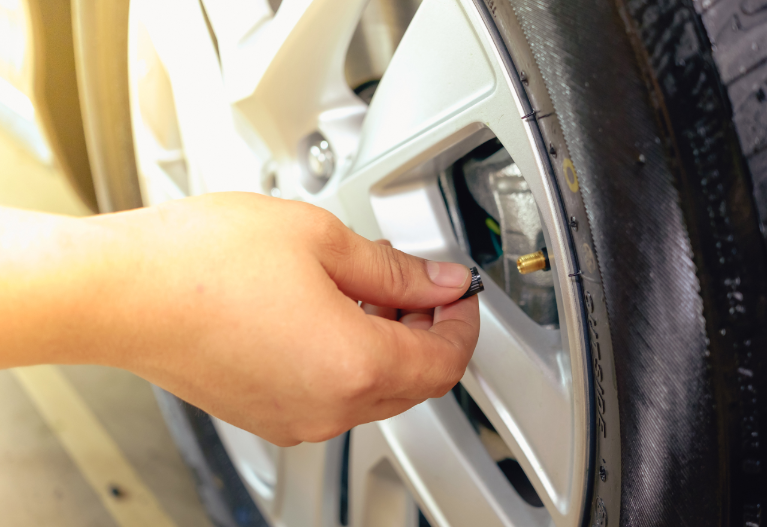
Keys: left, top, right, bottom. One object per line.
{"left": 0, "top": 192, "right": 479, "bottom": 446}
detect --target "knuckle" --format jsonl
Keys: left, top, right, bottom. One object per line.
{"left": 273, "top": 437, "right": 302, "bottom": 448}
{"left": 449, "top": 364, "right": 466, "bottom": 386}
{"left": 300, "top": 421, "right": 348, "bottom": 443}
{"left": 344, "top": 356, "right": 381, "bottom": 399}
{"left": 434, "top": 381, "right": 457, "bottom": 398}
{"left": 309, "top": 208, "right": 354, "bottom": 277}
{"left": 380, "top": 248, "right": 414, "bottom": 298}
{"left": 432, "top": 366, "right": 464, "bottom": 398}
{"left": 312, "top": 208, "right": 347, "bottom": 251}
{"left": 347, "top": 365, "right": 380, "bottom": 399}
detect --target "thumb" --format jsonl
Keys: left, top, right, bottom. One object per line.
{"left": 322, "top": 233, "right": 471, "bottom": 309}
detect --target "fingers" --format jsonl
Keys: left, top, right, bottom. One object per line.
{"left": 320, "top": 232, "right": 472, "bottom": 309}
{"left": 399, "top": 312, "right": 433, "bottom": 330}
{"left": 362, "top": 306, "right": 433, "bottom": 327}
{"left": 364, "top": 295, "right": 480, "bottom": 400}
{"left": 356, "top": 397, "right": 426, "bottom": 424}
{"left": 300, "top": 398, "right": 426, "bottom": 444}
{"left": 398, "top": 307, "right": 434, "bottom": 330}
{"left": 360, "top": 239, "right": 399, "bottom": 320}
{"left": 363, "top": 303, "right": 398, "bottom": 320}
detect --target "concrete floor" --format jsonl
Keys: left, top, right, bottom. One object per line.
{"left": 0, "top": 125, "right": 214, "bottom": 527}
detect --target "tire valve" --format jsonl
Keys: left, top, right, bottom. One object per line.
{"left": 459, "top": 267, "right": 485, "bottom": 299}
{"left": 517, "top": 248, "right": 551, "bottom": 274}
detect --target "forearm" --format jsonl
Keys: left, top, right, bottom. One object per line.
{"left": 0, "top": 207, "right": 132, "bottom": 369}
{"left": 0, "top": 199, "right": 261, "bottom": 374}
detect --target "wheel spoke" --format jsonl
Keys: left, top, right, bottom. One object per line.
{"left": 461, "top": 304, "right": 574, "bottom": 519}
{"left": 130, "top": 0, "right": 264, "bottom": 194}
{"left": 332, "top": 0, "right": 507, "bottom": 240}
{"left": 219, "top": 0, "right": 370, "bottom": 173}
{"left": 350, "top": 397, "right": 551, "bottom": 527}
{"left": 320, "top": 0, "right": 590, "bottom": 523}
{"left": 198, "top": 0, "right": 274, "bottom": 58}
{"left": 363, "top": 178, "right": 580, "bottom": 523}
{"left": 213, "top": 418, "right": 347, "bottom": 527}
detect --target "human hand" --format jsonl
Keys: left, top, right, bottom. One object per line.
{"left": 361, "top": 240, "right": 446, "bottom": 330}
{"left": 86, "top": 193, "right": 479, "bottom": 446}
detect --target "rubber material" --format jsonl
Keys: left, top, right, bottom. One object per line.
{"left": 459, "top": 267, "right": 485, "bottom": 299}
{"left": 152, "top": 388, "right": 242, "bottom": 527}
{"left": 619, "top": 0, "right": 767, "bottom": 524}
{"left": 698, "top": 0, "right": 767, "bottom": 238}
{"left": 494, "top": 0, "right": 767, "bottom": 524}
{"left": 180, "top": 404, "right": 270, "bottom": 527}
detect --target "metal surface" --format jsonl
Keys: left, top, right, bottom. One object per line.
{"left": 306, "top": 137, "right": 334, "bottom": 179}
{"left": 345, "top": 0, "right": 421, "bottom": 90}
{"left": 301, "top": 131, "right": 335, "bottom": 192}
{"left": 460, "top": 146, "right": 557, "bottom": 325}
{"left": 517, "top": 251, "right": 548, "bottom": 275}
{"left": 125, "top": 0, "right": 593, "bottom": 525}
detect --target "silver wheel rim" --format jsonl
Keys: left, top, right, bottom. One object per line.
{"left": 126, "top": 1, "right": 593, "bottom": 525}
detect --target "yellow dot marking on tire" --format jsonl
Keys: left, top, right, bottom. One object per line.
{"left": 563, "top": 158, "right": 579, "bottom": 193}
{"left": 12, "top": 366, "right": 178, "bottom": 527}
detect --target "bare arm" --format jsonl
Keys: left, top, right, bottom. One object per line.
{"left": 0, "top": 193, "right": 479, "bottom": 445}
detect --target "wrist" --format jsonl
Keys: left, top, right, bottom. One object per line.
{"left": 79, "top": 206, "right": 207, "bottom": 376}
{"left": 0, "top": 210, "right": 111, "bottom": 368}
{"left": 75, "top": 208, "right": 168, "bottom": 372}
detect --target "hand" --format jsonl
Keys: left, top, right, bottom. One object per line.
{"left": 361, "top": 240, "right": 446, "bottom": 330}
{"left": 82, "top": 193, "right": 480, "bottom": 446}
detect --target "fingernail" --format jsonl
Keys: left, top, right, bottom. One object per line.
{"left": 426, "top": 261, "right": 470, "bottom": 288}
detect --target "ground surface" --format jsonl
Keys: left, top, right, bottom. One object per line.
{"left": 0, "top": 124, "right": 214, "bottom": 527}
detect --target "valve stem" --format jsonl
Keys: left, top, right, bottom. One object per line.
{"left": 517, "top": 249, "right": 551, "bottom": 274}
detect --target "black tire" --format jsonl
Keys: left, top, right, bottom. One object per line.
{"left": 487, "top": 0, "right": 767, "bottom": 524}
{"left": 698, "top": 0, "right": 767, "bottom": 237}
{"left": 153, "top": 389, "right": 269, "bottom": 527}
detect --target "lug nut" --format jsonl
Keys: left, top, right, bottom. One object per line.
{"left": 305, "top": 136, "right": 335, "bottom": 180}
{"left": 517, "top": 249, "right": 551, "bottom": 274}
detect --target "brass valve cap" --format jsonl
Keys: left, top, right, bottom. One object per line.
{"left": 517, "top": 250, "right": 550, "bottom": 274}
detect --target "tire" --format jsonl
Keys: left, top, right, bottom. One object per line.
{"left": 153, "top": 388, "right": 269, "bottom": 527}
{"left": 72, "top": 0, "right": 767, "bottom": 526}
{"left": 698, "top": 0, "right": 767, "bottom": 237}
{"left": 488, "top": 0, "right": 767, "bottom": 524}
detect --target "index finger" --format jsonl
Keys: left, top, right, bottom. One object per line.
{"left": 365, "top": 295, "right": 480, "bottom": 400}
